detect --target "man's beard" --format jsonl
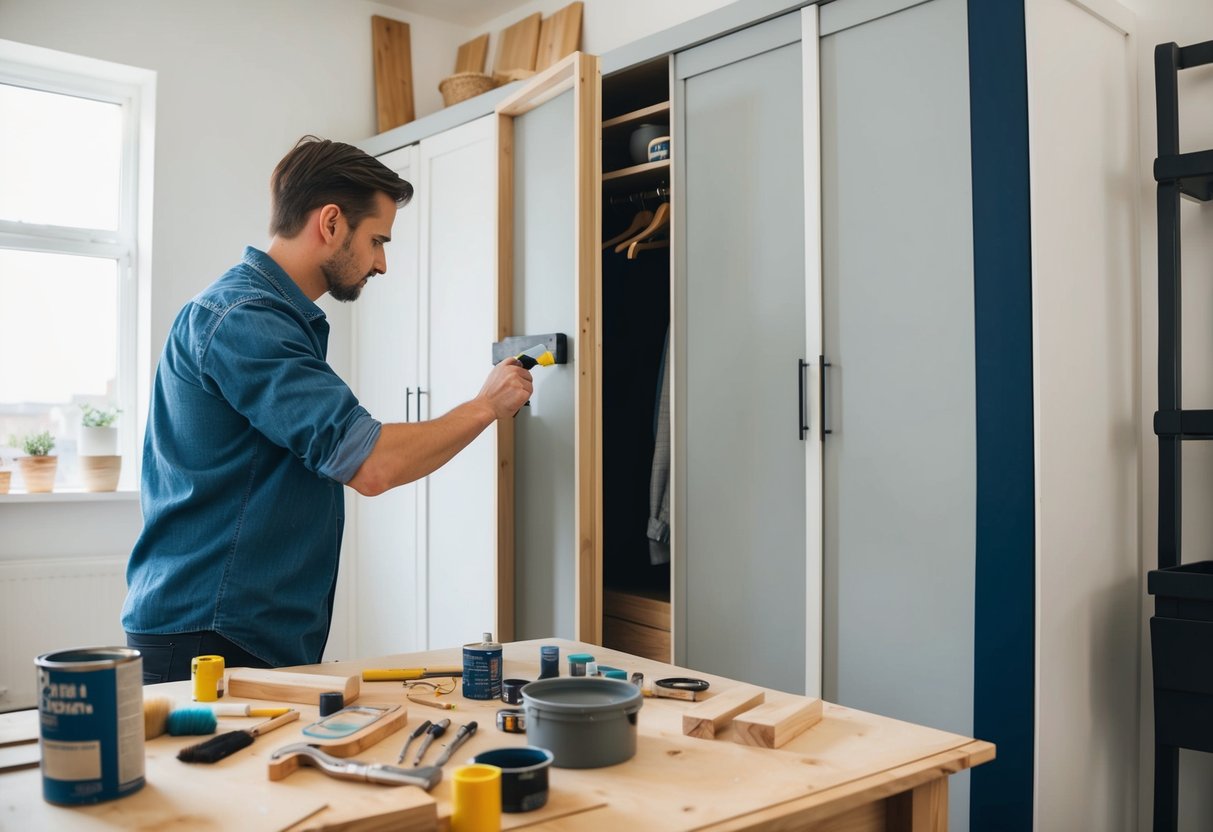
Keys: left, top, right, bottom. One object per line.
{"left": 321, "top": 235, "right": 368, "bottom": 303}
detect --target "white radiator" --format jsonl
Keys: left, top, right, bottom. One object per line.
{"left": 0, "top": 557, "right": 128, "bottom": 712}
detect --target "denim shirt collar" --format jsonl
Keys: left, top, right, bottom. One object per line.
{"left": 241, "top": 246, "right": 326, "bottom": 322}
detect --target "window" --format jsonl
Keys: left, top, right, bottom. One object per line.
{"left": 0, "top": 40, "right": 154, "bottom": 493}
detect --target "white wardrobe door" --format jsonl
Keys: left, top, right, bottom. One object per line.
{"left": 352, "top": 143, "right": 422, "bottom": 656}
{"left": 417, "top": 114, "right": 499, "bottom": 649}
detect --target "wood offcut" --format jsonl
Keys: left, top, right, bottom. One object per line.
{"left": 372, "top": 15, "right": 415, "bottom": 132}
{"left": 733, "top": 697, "right": 824, "bottom": 749}
{"left": 682, "top": 685, "right": 766, "bottom": 739}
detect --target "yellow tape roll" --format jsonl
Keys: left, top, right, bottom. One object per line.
{"left": 451, "top": 764, "right": 501, "bottom": 832}
{"left": 191, "top": 654, "right": 225, "bottom": 702}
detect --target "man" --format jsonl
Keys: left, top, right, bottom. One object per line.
{"left": 122, "top": 137, "right": 532, "bottom": 682}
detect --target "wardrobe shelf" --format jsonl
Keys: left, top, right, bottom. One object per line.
{"left": 602, "top": 159, "right": 670, "bottom": 193}
{"left": 601, "top": 101, "right": 671, "bottom": 131}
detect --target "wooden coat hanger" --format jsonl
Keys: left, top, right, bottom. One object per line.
{"left": 613, "top": 201, "right": 670, "bottom": 254}
{"left": 627, "top": 236, "right": 669, "bottom": 259}
{"left": 602, "top": 207, "right": 654, "bottom": 250}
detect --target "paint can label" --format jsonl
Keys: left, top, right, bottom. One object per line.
{"left": 462, "top": 633, "right": 502, "bottom": 700}
{"left": 36, "top": 647, "right": 145, "bottom": 805}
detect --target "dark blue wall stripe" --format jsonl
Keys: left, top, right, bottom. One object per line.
{"left": 967, "top": 0, "right": 1036, "bottom": 829}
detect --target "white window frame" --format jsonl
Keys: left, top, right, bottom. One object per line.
{"left": 0, "top": 39, "right": 155, "bottom": 493}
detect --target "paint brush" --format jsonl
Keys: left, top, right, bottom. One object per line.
{"left": 177, "top": 709, "right": 299, "bottom": 764}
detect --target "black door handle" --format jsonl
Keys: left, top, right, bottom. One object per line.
{"left": 820, "top": 355, "right": 832, "bottom": 441}
{"left": 798, "top": 358, "right": 809, "bottom": 440}
{"left": 416, "top": 387, "right": 427, "bottom": 421}
{"left": 405, "top": 388, "right": 413, "bottom": 422}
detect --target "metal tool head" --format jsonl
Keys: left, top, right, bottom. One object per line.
{"left": 269, "top": 742, "right": 443, "bottom": 790}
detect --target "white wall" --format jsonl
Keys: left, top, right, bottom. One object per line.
{"left": 1122, "top": 1, "right": 1213, "bottom": 829}
{"left": 1025, "top": 0, "right": 1141, "bottom": 828}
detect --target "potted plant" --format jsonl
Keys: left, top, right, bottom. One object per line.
{"left": 78, "top": 404, "right": 121, "bottom": 492}
{"left": 14, "top": 431, "right": 57, "bottom": 493}
{"left": 0, "top": 455, "right": 11, "bottom": 495}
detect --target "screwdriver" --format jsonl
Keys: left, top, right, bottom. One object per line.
{"left": 431, "top": 721, "right": 478, "bottom": 767}
{"left": 414, "top": 717, "right": 451, "bottom": 765}
{"left": 396, "top": 719, "right": 432, "bottom": 765}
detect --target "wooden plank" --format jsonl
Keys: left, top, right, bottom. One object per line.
{"left": 228, "top": 668, "right": 360, "bottom": 705}
{"left": 454, "top": 33, "right": 490, "bottom": 74}
{"left": 682, "top": 685, "right": 765, "bottom": 739}
{"left": 495, "top": 52, "right": 578, "bottom": 117}
{"left": 603, "top": 588, "right": 670, "bottom": 630}
{"left": 601, "top": 101, "right": 672, "bottom": 131}
{"left": 0, "top": 709, "right": 38, "bottom": 747}
{"left": 574, "top": 52, "right": 603, "bottom": 646}
{"left": 733, "top": 696, "right": 823, "bottom": 748}
{"left": 293, "top": 787, "right": 436, "bottom": 832}
{"left": 536, "top": 2, "right": 584, "bottom": 71}
{"left": 603, "top": 614, "right": 670, "bottom": 661}
{"left": 371, "top": 16, "right": 415, "bottom": 133}
{"left": 494, "top": 12, "right": 542, "bottom": 75}
{"left": 495, "top": 111, "right": 516, "bottom": 644}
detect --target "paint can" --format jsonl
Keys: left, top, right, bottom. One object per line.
{"left": 462, "top": 632, "right": 502, "bottom": 700}
{"left": 191, "top": 654, "right": 225, "bottom": 702}
{"left": 35, "top": 647, "right": 145, "bottom": 805}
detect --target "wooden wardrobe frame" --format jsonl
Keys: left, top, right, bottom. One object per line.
{"left": 494, "top": 52, "right": 603, "bottom": 644}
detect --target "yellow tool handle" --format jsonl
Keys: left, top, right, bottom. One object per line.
{"left": 362, "top": 666, "right": 463, "bottom": 682}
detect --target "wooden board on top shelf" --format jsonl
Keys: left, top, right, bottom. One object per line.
{"left": 494, "top": 12, "right": 542, "bottom": 76}
{"left": 455, "top": 33, "right": 490, "bottom": 73}
{"left": 535, "top": 2, "right": 583, "bottom": 71}
{"left": 372, "top": 16, "right": 415, "bottom": 132}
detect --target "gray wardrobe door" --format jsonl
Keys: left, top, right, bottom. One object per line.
{"left": 677, "top": 25, "right": 806, "bottom": 694}
{"left": 513, "top": 89, "right": 578, "bottom": 642}
{"left": 820, "top": 0, "right": 975, "bottom": 825}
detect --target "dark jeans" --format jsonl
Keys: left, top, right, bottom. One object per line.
{"left": 125, "top": 631, "right": 272, "bottom": 684}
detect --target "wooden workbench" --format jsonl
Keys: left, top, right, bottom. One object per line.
{"left": 0, "top": 638, "right": 993, "bottom": 830}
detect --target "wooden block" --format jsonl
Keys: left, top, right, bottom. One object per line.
{"left": 455, "top": 33, "right": 490, "bottom": 74}
{"left": 297, "top": 787, "right": 437, "bottom": 831}
{"left": 494, "top": 12, "right": 541, "bottom": 75}
{"left": 303, "top": 703, "right": 409, "bottom": 758}
{"left": 682, "top": 686, "right": 765, "bottom": 739}
{"left": 228, "top": 667, "right": 360, "bottom": 706}
{"left": 372, "top": 15, "right": 415, "bottom": 133}
{"left": 535, "top": 2, "right": 583, "bottom": 71}
{"left": 732, "top": 697, "right": 823, "bottom": 749}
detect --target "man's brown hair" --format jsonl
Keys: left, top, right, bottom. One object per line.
{"left": 270, "top": 135, "right": 413, "bottom": 238}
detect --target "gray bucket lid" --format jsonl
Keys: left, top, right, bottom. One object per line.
{"left": 521, "top": 677, "right": 643, "bottom": 715}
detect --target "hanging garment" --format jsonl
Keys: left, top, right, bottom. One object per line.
{"left": 647, "top": 332, "right": 671, "bottom": 566}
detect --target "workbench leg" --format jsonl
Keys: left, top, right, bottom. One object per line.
{"left": 887, "top": 777, "right": 948, "bottom": 832}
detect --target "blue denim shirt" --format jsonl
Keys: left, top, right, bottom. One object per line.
{"left": 121, "top": 247, "right": 381, "bottom": 667}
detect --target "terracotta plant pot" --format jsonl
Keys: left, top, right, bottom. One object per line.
{"left": 80, "top": 455, "right": 121, "bottom": 492}
{"left": 17, "top": 455, "right": 57, "bottom": 493}
{"left": 0, "top": 470, "right": 10, "bottom": 494}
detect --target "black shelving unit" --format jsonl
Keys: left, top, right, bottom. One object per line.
{"left": 1148, "top": 38, "right": 1213, "bottom": 832}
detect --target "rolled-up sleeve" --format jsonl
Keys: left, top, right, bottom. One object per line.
{"left": 199, "top": 299, "right": 382, "bottom": 483}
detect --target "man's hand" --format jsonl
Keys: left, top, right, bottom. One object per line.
{"left": 476, "top": 358, "right": 534, "bottom": 420}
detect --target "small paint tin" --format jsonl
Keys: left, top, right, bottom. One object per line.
{"left": 567, "top": 653, "right": 593, "bottom": 677}
{"left": 36, "top": 647, "right": 145, "bottom": 805}
{"left": 462, "top": 632, "right": 503, "bottom": 700}
{"left": 538, "top": 645, "right": 559, "bottom": 679}
{"left": 191, "top": 654, "right": 225, "bottom": 702}
{"left": 501, "top": 678, "right": 528, "bottom": 705}
{"left": 472, "top": 746, "right": 554, "bottom": 812}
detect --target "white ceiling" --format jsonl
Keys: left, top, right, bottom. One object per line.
{"left": 372, "top": 0, "right": 536, "bottom": 28}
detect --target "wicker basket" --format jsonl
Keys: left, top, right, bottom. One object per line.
{"left": 438, "top": 72, "right": 496, "bottom": 107}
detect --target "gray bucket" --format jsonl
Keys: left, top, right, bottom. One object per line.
{"left": 521, "top": 677, "right": 642, "bottom": 768}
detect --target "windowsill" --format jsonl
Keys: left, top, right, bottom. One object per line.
{"left": 0, "top": 489, "right": 140, "bottom": 503}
